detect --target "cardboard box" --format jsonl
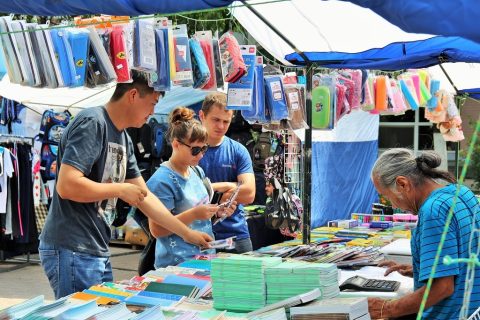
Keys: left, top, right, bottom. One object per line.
{"left": 124, "top": 227, "right": 148, "bottom": 246}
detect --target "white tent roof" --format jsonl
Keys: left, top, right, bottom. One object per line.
{"left": 0, "top": 75, "right": 115, "bottom": 115}
{"left": 233, "top": 0, "right": 480, "bottom": 93}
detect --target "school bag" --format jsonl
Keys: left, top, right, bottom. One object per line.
{"left": 38, "top": 109, "right": 71, "bottom": 181}
{"left": 251, "top": 131, "right": 273, "bottom": 171}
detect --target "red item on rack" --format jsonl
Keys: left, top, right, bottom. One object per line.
{"left": 198, "top": 38, "right": 216, "bottom": 89}
{"left": 218, "top": 32, "right": 246, "bottom": 83}
{"left": 110, "top": 26, "right": 130, "bottom": 83}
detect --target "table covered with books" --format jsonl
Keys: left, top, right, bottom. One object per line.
{"left": 0, "top": 221, "right": 415, "bottom": 320}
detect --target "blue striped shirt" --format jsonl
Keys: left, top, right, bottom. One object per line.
{"left": 411, "top": 184, "right": 480, "bottom": 319}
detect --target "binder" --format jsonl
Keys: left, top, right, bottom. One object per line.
{"left": 26, "top": 23, "right": 48, "bottom": 86}
{"left": 0, "top": 16, "right": 25, "bottom": 84}
{"left": 36, "top": 24, "right": 64, "bottom": 88}
{"left": 10, "top": 20, "right": 41, "bottom": 86}
{"left": 86, "top": 27, "right": 117, "bottom": 87}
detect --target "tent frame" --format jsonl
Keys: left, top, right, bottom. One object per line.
{"left": 241, "top": 1, "right": 314, "bottom": 244}
{"left": 240, "top": 0, "right": 468, "bottom": 243}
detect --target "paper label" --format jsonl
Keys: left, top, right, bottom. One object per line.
{"left": 228, "top": 88, "right": 253, "bottom": 107}
{"left": 270, "top": 81, "right": 283, "bottom": 101}
{"left": 288, "top": 92, "right": 300, "bottom": 110}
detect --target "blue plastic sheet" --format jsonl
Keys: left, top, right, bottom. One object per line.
{"left": 0, "top": 0, "right": 234, "bottom": 16}
{"left": 343, "top": 0, "right": 480, "bottom": 45}
{"left": 311, "top": 140, "right": 379, "bottom": 228}
{"left": 286, "top": 36, "right": 480, "bottom": 70}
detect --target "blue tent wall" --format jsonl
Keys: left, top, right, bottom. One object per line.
{"left": 0, "top": 0, "right": 234, "bottom": 15}
{"left": 285, "top": 36, "right": 480, "bottom": 70}
{"left": 343, "top": 0, "right": 480, "bottom": 45}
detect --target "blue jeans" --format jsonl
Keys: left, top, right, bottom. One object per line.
{"left": 39, "top": 241, "right": 113, "bottom": 299}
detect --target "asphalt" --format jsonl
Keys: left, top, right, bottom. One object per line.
{"left": 0, "top": 244, "right": 142, "bottom": 310}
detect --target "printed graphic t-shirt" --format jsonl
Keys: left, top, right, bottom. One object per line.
{"left": 40, "top": 107, "right": 140, "bottom": 257}
{"left": 147, "top": 164, "right": 214, "bottom": 268}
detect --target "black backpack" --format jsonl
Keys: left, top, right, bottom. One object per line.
{"left": 252, "top": 132, "right": 273, "bottom": 171}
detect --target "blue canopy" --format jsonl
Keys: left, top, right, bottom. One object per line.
{"left": 458, "top": 89, "right": 480, "bottom": 100}
{"left": 285, "top": 36, "right": 480, "bottom": 70}
{"left": 343, "top": 0, "right": 480, "bottom": 44}
{"left": 0, "top": 0, "right": 234, "bottom": 15}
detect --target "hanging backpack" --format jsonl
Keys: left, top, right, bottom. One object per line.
{"left": 251, "top": 132, "right": 273, "bottom": 171}
{"left": 38, "top": 109, "right": 71, "bottom": 181}
{"left": 148, "top": 117, "right": 171, "bottom": 161}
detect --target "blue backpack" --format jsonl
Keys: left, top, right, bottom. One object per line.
{"left": 38, "top": 109, "right": 71, "bottom": 181}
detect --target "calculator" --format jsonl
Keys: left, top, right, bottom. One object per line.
{"left": 339, "top": 275, "right": 400, "bottom": 292}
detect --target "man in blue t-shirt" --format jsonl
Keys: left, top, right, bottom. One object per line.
{"left": 368, "top": 148, "right": 480, "bottom": 319}
{"left": 199, "top": 92, "right": 256, "bottom": 253}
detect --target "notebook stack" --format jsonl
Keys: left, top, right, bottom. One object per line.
{"left": 290, "top": 297, "right": 370, "bottom": 320}
{"left": 264, "top": 261, "right": 339, "bottom": 304}
{"left": 211, "top": 255, "right": 282, "bottom": 311}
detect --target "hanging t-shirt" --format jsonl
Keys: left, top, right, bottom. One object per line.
{"left": 0, "top": 147, "right": 15, "bottom": 213}
{"left": 147, "top": 163, "right": 214, "bottom": 268}
{"left": 199, "top": 137, "right": 253, "bottom": 240}
{"left": 39, "top": 106, "right": 140, "bottom": 257}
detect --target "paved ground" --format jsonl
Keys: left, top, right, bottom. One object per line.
{"left": 0, "top": 244, "right": 142, "bottom": 310}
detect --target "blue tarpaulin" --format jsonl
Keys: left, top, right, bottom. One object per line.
{"left": 310, "top": 111, "right": 379, "bottom": 228}
{"left": 285, "top": 36, "right": 480, "bottom": 70}
{"left": 343, "top": 0, "right": 480, "bottom": 45}
{"left": 0, "top": 0, "right": 234, "bottom": 16}
{"left": 458, "top": 89, "right": 480, "bottom": 100}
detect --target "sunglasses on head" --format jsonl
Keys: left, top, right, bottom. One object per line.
{"left": 178, "top": 140, "right": 209, "bottom": 156}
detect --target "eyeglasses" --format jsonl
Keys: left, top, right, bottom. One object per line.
{"left": 177, "top": 140, "right": 209, "bottom": 156}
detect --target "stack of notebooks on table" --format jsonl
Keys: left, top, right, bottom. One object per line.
{"left": 290, "top": 297, "right": 370, "bottom": 320}
{"left": 264, "top": 261, "right": 339, "bottom": 304}
{"left": 0, "top": 295, "right": 169, "bottom": 320}
{"left": 211, "top": 254, "right": 282, "bottom": 312}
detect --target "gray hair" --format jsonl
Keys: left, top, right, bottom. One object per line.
{"left": 371, "top": 148, "right": 456, "bottom": 190}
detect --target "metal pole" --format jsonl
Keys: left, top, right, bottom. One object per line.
{"left": 240, "top": 1, "right": 311, "bottom": 64}
{"left": 302, "top": 65, "right": 313, "bottom": 244}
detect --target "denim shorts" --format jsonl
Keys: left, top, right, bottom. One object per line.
{"left": 38, "top": 241, "right": 113, "bottom": 299}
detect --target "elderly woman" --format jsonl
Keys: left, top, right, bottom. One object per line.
{"left": 368, "top": 148, "right": 479, "bottom": 319}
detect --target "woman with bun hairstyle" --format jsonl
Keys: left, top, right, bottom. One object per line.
{"left": 147, "top": 107, "right": 236, "bottom": 268}
{"left": 368, "top": 148, "right": 480, "bottom": 319}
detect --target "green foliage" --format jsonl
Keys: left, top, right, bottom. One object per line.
{"left": 460, "top": 116, "right": 480, "bottom": 192}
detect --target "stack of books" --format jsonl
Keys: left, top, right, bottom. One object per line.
{"left": 0, "top": 295, "right": 168, "bottom": 320}
{"left": 264, "top": 261, "right": 339, "bottom": 304}
{"left": 290, "top": 297, "right": 370, "bottom": 320}
{"left": 211, "top": 255, "right": 282, "bottom": 311}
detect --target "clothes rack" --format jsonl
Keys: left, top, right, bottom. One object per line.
{"left": 0, "top": 137, "right": 40, "bottom": 272}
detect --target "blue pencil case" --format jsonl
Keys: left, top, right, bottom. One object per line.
{"left": 153, "top": 28, "right": 171, "bottom": 91}
{"left": 50, "top": 28, "right": 77, "bottom": 87}
{"left": 67, "top": 29, "right": 90, "bottom": 87}
{"left": 265, "top": 75, "right": 288, "bottom": 122}
{"left": 189, "top": 37, "right": 210, "bottom": 89}
{"left": 67, "top": 29, "right": 89, "bottom": 87}
{"left": 242, "top": 63, "right": 267, "bottom": 123}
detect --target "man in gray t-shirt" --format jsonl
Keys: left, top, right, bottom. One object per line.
{"left": 39, "top": 71, "right": 212, "bottom": 299}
